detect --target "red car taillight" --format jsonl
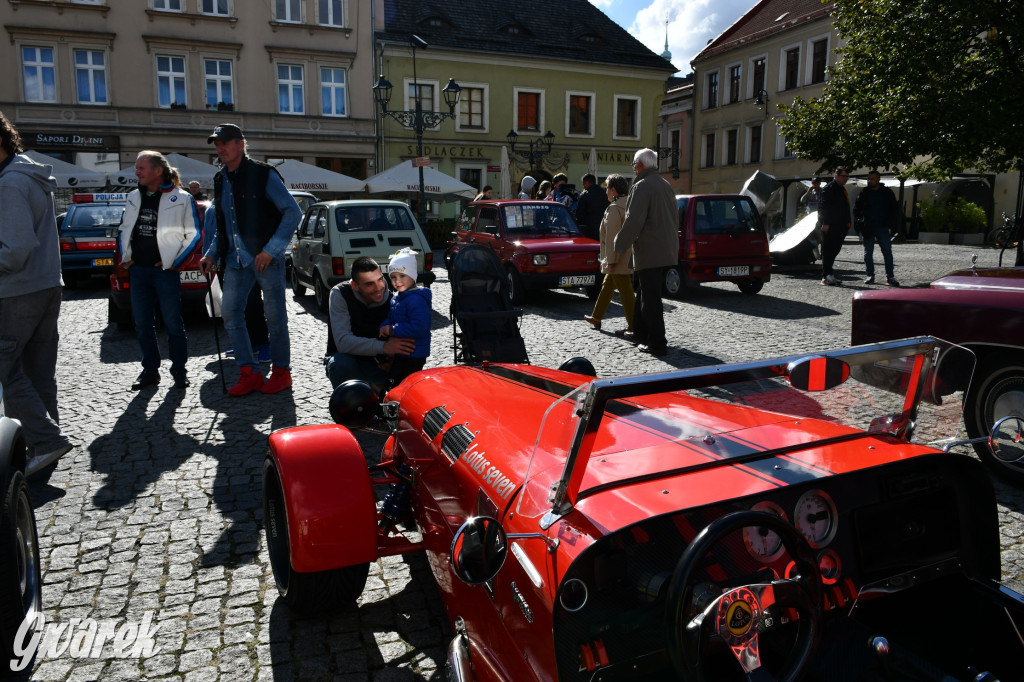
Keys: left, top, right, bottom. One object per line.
{"left": 424, "top": 252, "right": 433, "bottom": 270}
{"left": 60, "top": 237, "right": 76, "bottom": 252}
{"left": 332, "top": 257, "right": 345, "bottom": 276}
{"left": 684, "top": 239, "right": 698, "bottom": 259}
{"left": 75, "top": 239, "right": 115, "bottom": 251}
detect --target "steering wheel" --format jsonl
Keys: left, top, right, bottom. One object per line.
{"left": 665, "top": 510, "right": 823, "bottom": 682}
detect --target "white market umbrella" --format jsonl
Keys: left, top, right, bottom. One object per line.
{"left": 271, "top": 158, "right": 365, "bottom": 193}
{"left": 366, "top": 160, "right": 476, "bottom": 198}
{"left": 106, "top": 153, "right": 219, "bottom": 187}
{"left": 23, "top": 150, "right": 106, "bottom": 188}
{"left": 587, "top": 147, "right": 598, "bottom": 178}
{"left": 499, "top": 146, "right": 512, "bottom": 200}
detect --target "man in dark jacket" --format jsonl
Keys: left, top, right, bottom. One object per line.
{"left": 818, "top": 167, "right": 852, "bottom": 286}
{"left": 613, "top": 148, "right": 679, "bottom": 357}
{"left": 199, "top": 124, "right": 301, "bottom": 395}
{"left": 854, "top": 170, "right": 900, "bottom": 286}
{"left": 574, "top": 173, "right": 609, "bottom": 241}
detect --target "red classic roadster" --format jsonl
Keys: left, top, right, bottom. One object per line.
{"left": 262, "top": 338, "right": 1024, "bottom": 681}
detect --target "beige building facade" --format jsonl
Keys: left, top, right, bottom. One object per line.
{"left": 2, "top": 0, "right": 378, "bottom": 184}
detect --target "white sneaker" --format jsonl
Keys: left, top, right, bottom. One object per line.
{"left": 26, "top": 442, "right": 72, "bottom": 477}
{"left": 823, "top": 274, "right": 843, "bottom": 286}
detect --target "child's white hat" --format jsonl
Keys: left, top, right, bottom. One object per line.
{"left": 388, "top": 247, "right": 418, "bottom": 283}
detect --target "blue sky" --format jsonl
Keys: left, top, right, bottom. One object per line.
{"left": 588, "top": 0, "right": 755, "bottom": 73}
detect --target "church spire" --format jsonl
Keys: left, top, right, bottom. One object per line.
{"left": 660, "top": 15, "right": 671, "bottom": 61}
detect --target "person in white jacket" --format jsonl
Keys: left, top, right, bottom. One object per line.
{"left": 118, "top": 150, "right": 200, "bottom": 390}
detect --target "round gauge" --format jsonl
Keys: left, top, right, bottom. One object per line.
{"left": 794, "top": 490, "right": 838, "bottom": 548}
{"left": 743, "top": 501, "right": 788, "bottom": 563}
{"left": 818, "top": 549, "right": 842, "bottom": 585}
{"left": 559, "top": 578, "right": 588, "bottom": 612}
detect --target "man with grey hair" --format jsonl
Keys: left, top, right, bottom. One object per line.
{"left": 612, "top": 148, "right": 678, "bottom": 357}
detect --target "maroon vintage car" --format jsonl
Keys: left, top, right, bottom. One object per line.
{"left": 852, "top": 263, "right": 1024, "bottom": 482}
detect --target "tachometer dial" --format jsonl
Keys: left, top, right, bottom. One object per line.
{"left": 818, "top": 549, "right": 842, "bottom": 584}
{"left": 794, "top": 490, "right": 837, "bottom": 548}
{"left": 743, "top": 501, "right": 788, "bottom": 563}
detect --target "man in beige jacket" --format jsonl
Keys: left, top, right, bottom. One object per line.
{"left": 613, "top": 148, "right": 679, "bottom": 356}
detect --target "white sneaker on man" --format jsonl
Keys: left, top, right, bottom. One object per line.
{"left": 25, "top": 442, "right": 73, "bottom": 477}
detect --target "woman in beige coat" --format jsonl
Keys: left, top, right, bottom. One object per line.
{"left": 584, "top": 173, "right": 635, "bottom": 333}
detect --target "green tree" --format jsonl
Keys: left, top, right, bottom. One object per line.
{"left": 778, "top": 0, "right": 1023, "bottom": 181}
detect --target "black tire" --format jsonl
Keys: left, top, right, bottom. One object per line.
{"left": 506, "top": 267, "right": 525, "bottom": 305}
{"left": 107, "top": 297, "right": 134, "bottom": 331}
{"left": 0, "top": 471, "right": 43, "bottom": 668}
{"left": 964, "top": 355, "right": 1024, "bottom": 483}
{"left": 290, "top": 267, "right": 307, "bottom": 297}
{"left": 444, "top": 247, "right": 457, "bottom": 273}
{"left": 313, "top": 274, "right": 328, "bottom": 312}
{"left": 663, "top": 265, "right": 687, "bottom": 298}
{"left": 262, "top": 458, "right": 369, "bottom": 616}
{"left": 737, "top": 278, "right": 764, "bottom": 295}
{"left": 584, "top": 283, "right": 600, "bottom": 300}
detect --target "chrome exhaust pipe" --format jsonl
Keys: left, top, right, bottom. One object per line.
{"left": 446, "top": 630, "right": 472, "bottom": 682}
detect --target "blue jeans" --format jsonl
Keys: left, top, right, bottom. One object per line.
{"left": 221, "top": 258, "right": 289, "bottom": 370}
{"left": 0, "top": 286, "right": 68, "bottom": 451}
{"left": 862, "top": 224, "right": 895, "bottom": 279}
{"left": 130, "top": 265, "right": 187, "bottom": 378}
{"left": 325, "top": 353, "right": 388, "bottom": 390}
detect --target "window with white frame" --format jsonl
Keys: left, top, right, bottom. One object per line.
{"left": 204, "top": 59, "right": 233, "bottom": 108}
{"left": 321, "top": 67, "right": 347, "bottom": 117}
{"left": 318, "top": 0, "right": 343, "bottom": 26}
{"left": 705, "top": 71, "right": 719, "bottom": 109}
{"left": 810, "top": 38, "right": 828, "bottom": 84}
{"left": 277, "top": 63, "right": 304, "bottom": 114}
{"left": 614, "top": 95, "right": 640, "bottom": 138}
{"left": 749, "top": 56, "right": 766, "bottom": 98}
{"left": 22, "top": 46, "right": 56, "bottom": 103}
{"left": 458, "top": 85, "right": 487, "bottom": 131}
{"left": 702, "top": 132, "right": 716, "bottom": 168}
{"left": 747, "top": 124, "right": 762, "bottom": 164}
{"left": 567, "top": 92, "right": 594, "bottom": 136}
{"left": 152, "top": 0, "right": 182, "bottom": 11}
{"left": 724, "top": 128, "right": 738, "bottom": 166}
{"left": 778, "top": 130, "right": 796, "bottom": 159}
{"left": 783, "top": 46, "right": 800, "bottom": 90}
{"left": 515, "top": 88, "right": 543, "bottom": 132}
{"left": 156, "top": 54, "right": 186, "bottom": 107}
{"left": 201, "top": 0, "right": 229, "bottom": 16}
{"left": 728, "top": 65, "right": 742, "bottom": 104}
{"left": 275, "top": 0, "right": 301, "bottom": 22}
{"left": 74, "top": 49, "right": 107, "bottom": 105}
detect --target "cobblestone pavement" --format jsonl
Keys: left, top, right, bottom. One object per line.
{"left": 19, "top": 241, "right": 1024, "bottom": 680}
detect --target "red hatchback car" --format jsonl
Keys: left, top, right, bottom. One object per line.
{"left": 448, "top": 200, "right": 600, "bottom": 304}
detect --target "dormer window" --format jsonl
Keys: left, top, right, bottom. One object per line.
{"left": 503, "top": 25, "right": 522, "bottom": 35}
{"left": 579, "top": 34, "right": 600, "bottom": 44}
{"left": 427, "top": 18, "right": 444, "bottom": 28}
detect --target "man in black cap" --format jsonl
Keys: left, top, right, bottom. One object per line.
{"left": 198, "top": 124, "right": 301, "bottom": 396}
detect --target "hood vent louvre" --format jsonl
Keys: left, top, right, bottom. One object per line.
{"left": 441, "top": 424, "right": 475, "bottom": 461}
{"left": 423, "top": 406, "right": 452, "bottom": 440}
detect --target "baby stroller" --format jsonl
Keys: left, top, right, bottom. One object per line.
{"left": 449, "top": 244, "right": 529, "bottom": 364}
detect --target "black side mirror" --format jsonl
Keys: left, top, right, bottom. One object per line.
{"left": 450, "top": 516, "right": 508, "bottom": 585}
{"left": 990, "top": 415, "right": 1024, "bottom": 464}
{"left": 329, "top": 380, "right": 380, "bottom": 428}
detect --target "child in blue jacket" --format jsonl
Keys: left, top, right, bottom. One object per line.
{"left": 379, "top": 248, "right": 431, "bottom": 387}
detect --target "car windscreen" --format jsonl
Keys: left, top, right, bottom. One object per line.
{"left": 514, "top": 337, "right": 976, "bottom": 519}
{"left": 692, "top": 198, "right": 760, "bottom": 235}
{"left": 69, "top": 205, "right": 125, "bottom": 229}
{"left": 334, "top": 205, "right": 416, "bottom": 232}
{"left": 501, "top": 203, "right": 580, "bottom": 236}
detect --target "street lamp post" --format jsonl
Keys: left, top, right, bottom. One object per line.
{"left": 506, "top": 130, "right": 556, "bottom": 169}
{"left": 373, "top": 34, "right": 461, "bottom": 225}
{"left": 754, "top": 89, "right": 770, "bottom": 119}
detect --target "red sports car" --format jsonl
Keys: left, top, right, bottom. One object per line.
{"left": 262, "top": 338, "right": 1024, "bottom": 681}
{"left": 852, "top": 263, "right": 1024, "bottom": 483}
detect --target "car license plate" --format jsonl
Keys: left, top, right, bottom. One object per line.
{"left": 717, "top": 266, "right": 749, "bottom": 276}
{"left": 180, "top": 270, "right": 204, "bottom": 283}
{"left": 93, "top": 258, "right": 114, "bottom": 267}
{"left": 559, "top": 275, "right": 596, "bottom": 287}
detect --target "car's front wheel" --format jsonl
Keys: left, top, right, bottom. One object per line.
{"left": 736, "top": 278, "right": 764, "bottom": 295}
{"left": 262, "top": 458, "right": 369, "bottom": 615}
{"left": 0, "top": 470, "right": 43, "bottom": 668}
{"left": 290, "top": 267, "right": 307, "bottom": 297}
{"left": 965, "top": 354, "right": 1024, "bottom": 483}
{"left": 506, "top": 267, "right": 525, "bottom": 305}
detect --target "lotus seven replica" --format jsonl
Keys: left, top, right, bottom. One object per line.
{"left": 262, "top": 337, "right": 1024, "bottom": 681}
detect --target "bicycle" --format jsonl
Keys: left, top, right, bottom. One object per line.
{"left": 987, "top": 211, "right": 1019, "bottom": 248}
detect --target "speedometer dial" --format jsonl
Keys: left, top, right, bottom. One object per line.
{"left": 743, "top": 501, "right": 788, "bottom": 562}
{"left": 794, "top": 490, "right": 837, "bottom": 548}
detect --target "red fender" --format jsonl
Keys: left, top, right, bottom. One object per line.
{"left": 268, "top": 424, "right": 377, "bottom": 573}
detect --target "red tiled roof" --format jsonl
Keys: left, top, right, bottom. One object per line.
{"left": 692, "top": 0, "right": 834, "bottom": 64}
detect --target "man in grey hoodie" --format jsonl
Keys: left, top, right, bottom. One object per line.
{"left": 0, "top": 111, "right": 72, "bottom": 476}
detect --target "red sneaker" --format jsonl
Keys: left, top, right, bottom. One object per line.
{"left": 228, "top": 366, "right": 264, "bottom": 396}
{"left": 261, "top": 367, "right": 292, "bottom": 394}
